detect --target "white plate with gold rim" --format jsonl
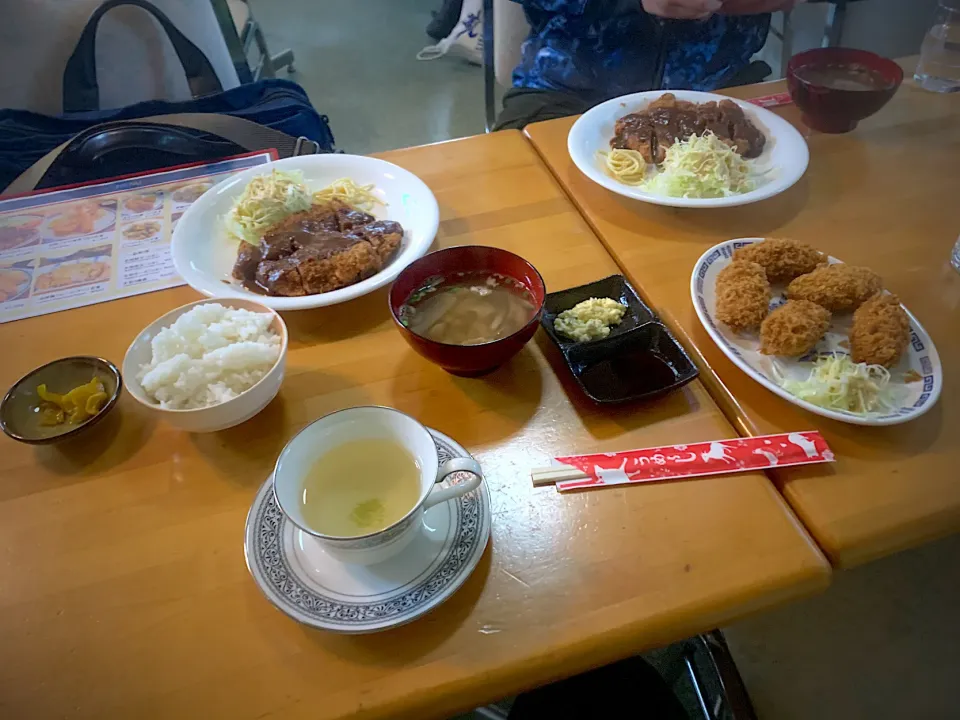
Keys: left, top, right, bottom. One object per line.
{"left": 243, "top": 428, "right": 490, "bottom": 633}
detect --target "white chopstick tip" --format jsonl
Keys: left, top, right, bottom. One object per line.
{"left": 530, "top": 465, "right": 588, "bottom": 487}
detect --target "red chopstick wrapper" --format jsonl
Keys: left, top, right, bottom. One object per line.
{"left": 747, "top": 91, "right": 793, "bottom": 108}
{"left": 554, "top": 432, "right": 833, "bottom": 492}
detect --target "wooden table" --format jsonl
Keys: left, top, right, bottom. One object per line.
{"left": 525, "top": 68, "right": 960, "bottom": 569}
{"left": 0, "top": 131, "right": 829, "bottom": 720}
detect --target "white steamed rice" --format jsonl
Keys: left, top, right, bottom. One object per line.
{"left": 137, "top": 303, "right": 281, "bottom": 410}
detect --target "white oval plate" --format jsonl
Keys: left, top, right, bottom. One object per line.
{"left": 567, "top": 90, "right": 809, "bottom": 208}
{"left": 244, "top": 428, "right": 491, "bottom": 633}
{"left": 171, "top": 154, "right": 440, "bottom": 310}
{"left": 691, "top": 238, "right": 943, "bottom": 426}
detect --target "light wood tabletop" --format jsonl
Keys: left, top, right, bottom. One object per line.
{"left": 524, "top": 67, "right": 960, "bottom": 569}
{"left": 0, "top": 131, "right": 829, "bottom": 720}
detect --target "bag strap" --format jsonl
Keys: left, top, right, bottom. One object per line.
{"left": 63, "top": 0, "right": 224, "bottom": 113}
{"left": 1, "top": 113, "right": 320, "bottom": 197}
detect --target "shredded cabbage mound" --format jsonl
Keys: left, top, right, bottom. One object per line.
{"left": 642, "top": 132, "right": 755, "bottom": 199}
{"left": 772, "top": 354, "right": 901, "bottom": 415}
{"left": 224, "top": 169, "right": 312, "bottom": 244}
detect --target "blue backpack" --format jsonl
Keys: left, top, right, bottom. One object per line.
{"left": 1, "top": 0, "right": 335, "bottom": 195}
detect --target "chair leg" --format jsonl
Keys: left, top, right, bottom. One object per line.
{"left": 246, "top": 17, "right": 295, "bottom": 79}
{"left": 250, "top": 23, "right": 272, "bottom": 79}
{"left": 270, "top": 48, "right": 295, "bottom": 74}
{"left": 698, "top": 631, "right": 758, "bottom": 720}
{"left": 822, "top": 0, "right": 847, "bottom": 48}
{"left": 684, "top": 649, "right": 716, "bottom": 720}
{"left": 475, "top": 707, "right": 509, "bottom": 720}
{"left": 483, "top": 0, "right": 496, "bottom": 132}
{"left": 779, "top": 9, "right": 793, "bottom": 78}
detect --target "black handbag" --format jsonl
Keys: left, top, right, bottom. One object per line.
{"left": 1, "top": 0, "right": 335, "bottom": 195}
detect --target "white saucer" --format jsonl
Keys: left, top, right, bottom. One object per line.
{"left": 243, "top": 428, "right": 491, "bottom": 633}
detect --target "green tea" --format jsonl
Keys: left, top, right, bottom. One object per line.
{"left": 298, "top": 438, "right": 421, "bottom": 537}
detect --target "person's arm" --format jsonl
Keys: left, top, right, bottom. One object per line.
{"left": 718, "top": 0, "right": 802, "bottom": 14}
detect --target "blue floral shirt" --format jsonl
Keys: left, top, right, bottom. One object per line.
{"left": 513, "top": 0, "right": 770, "bottom": 101}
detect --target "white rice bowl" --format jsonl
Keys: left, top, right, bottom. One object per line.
{"left": 136, "top": 303, "right": 281, "bottom": 410}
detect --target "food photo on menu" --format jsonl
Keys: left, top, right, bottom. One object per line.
{"left": 33, "top": 244, "right": 112, "bottom": 295}
{"left": 0, "top": 259, "right": 34, "bottom": 304}
{"left": 0, "top": 213, "right": 44, "bottom": 253}
{"left": 171, "top": 181, "right": 213, "bottom": 204}
{"left": 121, "top": 220, "right": 163, "bottom": 242}
{"left": 121, "top": 190, "right": 163, "bottom": 215}
{"left": 41, "top": 199, "right": 117, "bottom": 240}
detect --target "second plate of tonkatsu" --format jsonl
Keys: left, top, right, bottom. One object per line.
{"left": 691, "top": 237, "right": 942, "bottom": 426}
{"left": 567, "top": 90, "right": 809, "bottom": 208}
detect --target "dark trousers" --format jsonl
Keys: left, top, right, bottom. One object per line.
{"left": 507, "top": 657, "right": 688, "bottom": 719}
{"left": 493, "top": 88, "right": 591, "bottom": 131}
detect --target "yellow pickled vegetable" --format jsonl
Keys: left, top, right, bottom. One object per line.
{"left": 38, "top": 406, "right": 65, "bottom": 426}
{"left": 35, "top": 377, "right": 107, "bottom": 426}
{"left": 85, "top": 391, "right": 107, "bottom": 415}
{"left": 36, "top": 384, "right": 65, "bottom": 405}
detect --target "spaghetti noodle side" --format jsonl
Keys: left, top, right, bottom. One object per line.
{"left": 598, "top": 149, "right": 648, "bottom": 186}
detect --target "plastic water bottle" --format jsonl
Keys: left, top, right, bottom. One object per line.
{"left": 915, "top": 0, "right": 960, "bottom": 93}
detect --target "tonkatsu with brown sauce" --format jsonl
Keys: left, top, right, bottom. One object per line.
{"left": 611, "top": 93, "right": 766, "bottom": 164}
{"left": 232, "top": 201, "right": 404, "bottom": 297}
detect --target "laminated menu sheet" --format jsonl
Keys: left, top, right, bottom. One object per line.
{"left": 0, "top": 151, "right": 275, "bottom": 324}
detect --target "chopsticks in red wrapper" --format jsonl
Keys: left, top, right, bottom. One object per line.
{"left": 747, "top": 91, "right": 793, "bottom": 109}
{"left": 531, "top": 432, "right": 833, "bottom": 492}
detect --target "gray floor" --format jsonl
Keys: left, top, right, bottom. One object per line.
{"left": 244, "top": 3, "right": 960, "bottom": 718}
{"left": 724, "top": 532, "right": 960, "bottom": 720}
{"left": 248, "top": 0, "right": 486, "bottom": 155}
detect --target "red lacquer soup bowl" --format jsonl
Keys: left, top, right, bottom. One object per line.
{"left": 389, "top": 246, "right": 546, "bottom": 376}
{"left": 787, "top": 47, "right": 903, "bottom": 133}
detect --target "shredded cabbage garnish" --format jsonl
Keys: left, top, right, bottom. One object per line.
{"left": 224, "top": 169, "right": 312, "bottom": 244}
{"left": 772, "top": 354, "right": 901, "bottom": 415}
{"left": 642, "top": 132, "right": 755, "bottom": 199}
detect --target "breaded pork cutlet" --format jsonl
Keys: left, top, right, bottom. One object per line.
{"left": 733, "top": 238, "right": 826, "bottom": 284}
{"left": 232, "top": 203, "right": 404, "bottom": 296}
{"left": 786, "top": 263, "right": 882, "bottom": 313}
{"left": 715, "top": 260, "right": 771, "bottom": 331}
{"left": 760, "top": 300, "right": 831, "bottom": 356}
{"left": 850, "top": 293, "right": 910, "bottom": 368}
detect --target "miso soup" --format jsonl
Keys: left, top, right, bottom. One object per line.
{"left": 793, "top": 63, "right": 894, "bottom": 92}
{"left": 401, "top": 272, "right": 536, "bottom": 345}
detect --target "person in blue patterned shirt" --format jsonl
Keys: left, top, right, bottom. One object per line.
{"left": 496, "top": 0, "right": 800, "bottom": 129}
